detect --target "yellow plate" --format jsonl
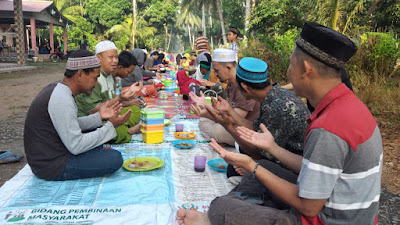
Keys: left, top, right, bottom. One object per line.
{"left": 123, "top": 156, "right": 164, "bottom": 172}
{"left": 174, "top": 132, "right": 196, "bottom": 139}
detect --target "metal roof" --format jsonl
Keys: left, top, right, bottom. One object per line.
{"left": 0, "top": 1, "right": 53, "bottom": 13}
{"left": 0, "top": 1, "right": 70, "bottom": 26}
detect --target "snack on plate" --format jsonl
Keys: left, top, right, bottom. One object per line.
{"left": 216, "top": 165, "right": 226, "bottom": 169}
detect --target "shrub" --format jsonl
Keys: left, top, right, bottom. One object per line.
{"left": 240, "top": 28, "right": 299, "bottom": 83}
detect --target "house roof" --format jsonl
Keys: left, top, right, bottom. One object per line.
{"left": 0, "top": 1, "right": 53, "bottom": 13}
{"left": 0, "top": 1, "right": 70, "bottom": 26}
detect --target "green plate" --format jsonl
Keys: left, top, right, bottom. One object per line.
{"left": 123, "top": 156, "right": 164, "bottom": 172}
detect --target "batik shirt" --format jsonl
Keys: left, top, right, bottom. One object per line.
{"left": 253, "top": 84, "right": 310, "bottom": 162}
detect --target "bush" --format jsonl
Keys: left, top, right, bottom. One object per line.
{"left": 348, "top": 32, "right": 400, "bottom": 79}
{"left": 240, "top": 28, "right": 299, "bottom": 82}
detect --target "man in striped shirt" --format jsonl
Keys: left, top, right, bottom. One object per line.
{"left": 176, "top": 22, "right": 382, "bottom": 225}
{"left": 193, "top": 31, "right": 210, "bottom": 54}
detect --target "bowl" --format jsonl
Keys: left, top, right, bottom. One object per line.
{"left": 207, "top": 158, "right": 228, "bottom": 173}
{"left": 172, "top": 140, "right": 197, "bottom": 149}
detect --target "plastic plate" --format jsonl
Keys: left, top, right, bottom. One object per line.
{"left": 207, "top": 158, "right": 228, "bottom": 173}
{"left": 123, "top": 156, "right": 164, "bottom": 172}
{"left": 174, "top": 132, "right": 196, "bottom": 139}
{"left": 172, "top": 140, "right": 197, "bottom": 149}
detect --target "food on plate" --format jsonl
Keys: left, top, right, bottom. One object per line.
{"left": 129, "top": 160, "right": 149, "bottom": 168}
{"left": 177, "top": 143, "right": 193, "bottom": 147}
{"left": 216, "top": 165, "right": 226, "bottom": 169}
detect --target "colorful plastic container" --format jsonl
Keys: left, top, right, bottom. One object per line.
{"left": 141, "top": 123, "right": 164, "bottom": 132}
{"left": 141, "top": 129, "right": 164, "bottom": 144}
{"left": 141, "top": 117, "right": 165, "bottom": 125}
{"left": 141, "top": 108, "right": 165, "bottom": 119}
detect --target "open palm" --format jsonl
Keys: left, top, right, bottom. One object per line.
{"left": 129, "top": 81, "right": 143, "bottom": 94}
{"left": 189, "top": 91, "right": 206, "bottom": 106}
{"left": 237, "top": 123, "right": 276, "bottom": 151}
{"left": 210, "top": 138, "right": 252, "bottom": 169}
{"left": 99, "top": 101, "right": 122, "bottom": 120}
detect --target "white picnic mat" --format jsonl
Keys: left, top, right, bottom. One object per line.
{"left": 0, "top": 117, "right": 236, "bottom": 225}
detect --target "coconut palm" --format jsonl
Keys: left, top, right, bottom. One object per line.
{"left": 106, "top": 15, "right": 157, "bottom": 49}
{"left": 177, "top": 7, "right": 201, "bottom": 49}
{"left": 307, "top": 0, "right": 370, "bottom": 34}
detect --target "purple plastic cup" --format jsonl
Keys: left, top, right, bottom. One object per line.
{"left": 194, "top": 156, "right": 207, "bottom": 172}
{"left": 175, "top": 123, "right": 184, "bottom": 132}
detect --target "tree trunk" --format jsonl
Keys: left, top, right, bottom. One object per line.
{"left": 165, "top": 26, "right": 168, "bottom": 51}
{"left": 244, "top": 0, "right": 250, "bottom": 39}
{"left": 216, "top": 0, "right": 227, "bottom": 45}
{"left": 208, "top": 5, "right": 212, "bottom": 27}
{"left": 331, "top": 0, "right": 340, "bottom": 31}
{"left": 367, "top": 0, "right": 381, "bottom": 16}
{"left": 202, "top": 4, "right": 206, "bottom": 36}
{"left": 188, "top": 25, "right": 192, "bottom": 49}
{"left": 13, "top": 0, "right": 25, "bottom": 65}
{"left": 167, "top": 26, "right": 173, "bottom": 52}
{"left": 132, "top": 0, "right": 137, "bottom": 48}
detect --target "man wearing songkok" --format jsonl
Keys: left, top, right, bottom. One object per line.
{"left": 177, "top": 22, "right": 382, "bottom": 225}
{"left": 195, "top": 53, "right": 228, "bottom": 91}
{"left": 24, "top": 50, "right": 131, "bottom": 181}
{"left": 122, "top": 48, "right": 160, "bottom": 86}
{"left": 206, "top": 57, "right": 310, "bottom": 184}
{"left": 75, "top": 41, "right": 143, "bottom": 144}
{"left": 190, "top": 49, "right": 260, "bottom": 146}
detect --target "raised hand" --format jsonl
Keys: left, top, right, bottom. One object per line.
{"left": 204, "top": 102, "right": 234, "bottom": 126}
{"left": 129, "top": 98, "right": 145, "bottom": 107}
{"left": 108, "top": 109, "right": 132, "bottom": 128}
{"left": 209, "top": 138, "right": 253, "bottom": 170}
{"left": 237, "top": 123, "right": 277, "bottom": 152}
{"left": 211, "top": 96, "right": 232, "bottom": 114}
{"left": 129, "top": 81, "right": 143, "bottom": 95}
{"left": 99, "top": 101, "right": 122, "bottom": 120}
{"left": 189, "top": 91, "right": 206, "bottom": 106}
{"left": 190, "top": 104, "right": 209, "bottom": 118}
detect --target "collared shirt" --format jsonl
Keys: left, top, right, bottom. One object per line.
{"left": 226, "top": 80, "right": 260, "bottom": 122}
{"left": 75, "top": 70, "right": 115, "bottom": 116}
{"left": 253, "top": 84, "right": 310, "bottom": 162}
{"left": 298, "top": 84, "right": 382, "bottom": 225}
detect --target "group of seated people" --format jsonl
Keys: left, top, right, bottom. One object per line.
{"left": 24, "top": 22, "right": 382, "bottom": 225}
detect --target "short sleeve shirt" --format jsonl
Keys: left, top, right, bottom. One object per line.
{"left": 297, "top": 84, "right": 382, "bottom": 225}
{"left": 226, "top": 80, "right": 259, "bottom": 122}
{"left": 194, "top": 36, "right": 209, "bottom": 53}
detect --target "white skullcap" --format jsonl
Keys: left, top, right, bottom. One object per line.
{"left": 95, "top": 40, "right": 117, "bottom": 55}
{"left": 142, "top": 49, "right": 148, "bottom": 55}
{"left": 212, "top": 49, "right": 237, "bottom": 62}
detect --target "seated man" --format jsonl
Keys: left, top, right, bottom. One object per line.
{"left": 177, "top": 22, "right": 382, "bottom": 225}
{"left": 191, "top": 49, "right": 260, "bottom": 146}
{"left": 122, "top": 48, "right": 161, "bottom": 86}
{"left": 24, "top": 50, "right": 132, "bottom": 181}
{"left": 75, "top": 41, "right": 143, "bottom": 143}
{"left": 205, "top": 57, "right": 310, "bottom": 183}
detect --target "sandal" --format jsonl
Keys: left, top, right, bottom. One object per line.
{"left": 0, "top": 151, "right": 23, "bottom": 164}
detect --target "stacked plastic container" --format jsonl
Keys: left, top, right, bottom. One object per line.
{"left": 140, "top": 108, "right": 165, "bottom": 144}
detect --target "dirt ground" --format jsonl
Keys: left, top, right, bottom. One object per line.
{"left": 0, "top": 63, "right": 399, "bottom": 224}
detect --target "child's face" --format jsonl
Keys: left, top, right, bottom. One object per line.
{"left": 228, "top": 31, "right": 237, "bottom": 42}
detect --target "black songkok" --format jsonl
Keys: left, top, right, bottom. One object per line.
{"left": 296, "top": 22, "right": 357, "bottom": 69}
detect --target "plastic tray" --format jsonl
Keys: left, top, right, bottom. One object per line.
{"left": 141, "top": 108, "right": 165, "bottom": 119}
{"left": 141, "top": 129, "right": 164, "bottom": 144}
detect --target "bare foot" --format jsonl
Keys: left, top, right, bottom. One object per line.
{"left": 176, "top": 208, "right": 211, "bottom": 225}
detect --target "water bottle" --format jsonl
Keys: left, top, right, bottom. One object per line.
{"left": 115, "top": 77, "right": 122, "bottom": 95}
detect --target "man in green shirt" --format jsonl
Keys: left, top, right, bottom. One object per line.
{"left": 75, "top": 41, "right": 142, "bottom": 143}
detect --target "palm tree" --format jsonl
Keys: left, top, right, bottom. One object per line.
{"left": 177, "top": 7, "right": 201, "bottom": 49}
{"left": 308, "top": 0, "right": 369, "bottom": 34}
{"left": 106, "top": 15, "right": 157, "bottom": 49}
